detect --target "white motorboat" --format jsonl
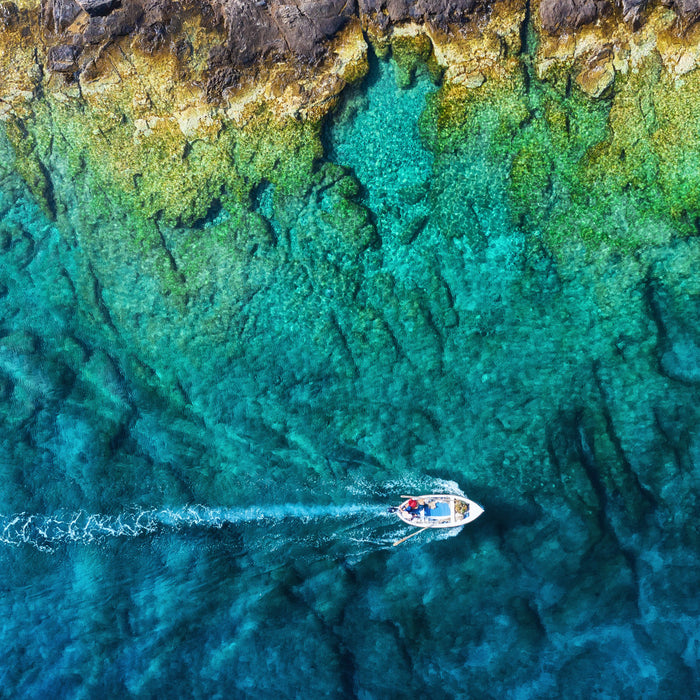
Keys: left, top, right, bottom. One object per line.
{"left": 393, "top": 494, "right": 484, "bottom": 528}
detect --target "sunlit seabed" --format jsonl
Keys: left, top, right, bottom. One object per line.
{"left": 0, "top": 56, "right": 699, "bottom": 698}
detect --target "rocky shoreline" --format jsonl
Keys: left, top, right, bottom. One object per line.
{"left": 12, "top": 0, "right": 700, "bottom": 78}
{"left": 3, "top": 0, "right": 700, "bottom": 228}
{"left": 3, "top": 0, "right": 700, "bottom": 113}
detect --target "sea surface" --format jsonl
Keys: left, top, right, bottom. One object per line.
{"left": 1, "top": 56, "right": 699, "bottom": 698}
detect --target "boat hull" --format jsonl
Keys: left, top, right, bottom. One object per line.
{"left": 396, "top": 494, "right": 484, "bottom": 528}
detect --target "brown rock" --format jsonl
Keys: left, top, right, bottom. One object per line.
{"left": 359, "top": 0, "right": 487, "bottom": 24}
{"left": 0, "top": 1, "right": 19, "bottom": 29}
{"left": 220, "top": 0, "right": 356, "bottom": 64}
{"left": 75, "top": 0, "right": 121, "bottom": 16}
{"left": 46, "top": 0, "right": 83, "bottom": 32}
{"left": 620, "top": 0, "right": 649, "bottom": 24}
{"left": 47, "top": 43, "right": 82, "bottom": 71}
{"left": 576, "top": 58, "right": 614, "bottom": 97}
{"left": 539, "top": 0, "right": 610, "bottom": 32}
{"left": 667, "top": 0, "right": 700, "bottom": 27}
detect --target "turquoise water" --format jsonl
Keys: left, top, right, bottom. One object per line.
{"left": 1, "top": 55, "right": 700, "bottom": 698}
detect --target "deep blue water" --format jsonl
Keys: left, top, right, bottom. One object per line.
{"left": 1, "top": 56, "right": 699, "bottom": 698}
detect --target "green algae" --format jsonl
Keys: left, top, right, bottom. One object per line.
{"left": 653, "top": 67, "right": 700, "bottom": 219}
{"left": 418, "top": 55, "right": 700, "bottom": 256}
{"left": 5, "top": 42, "right": 700, "bottom": 274}
{"left": 389, "top": 33, "right": 444, "bottom": 88}
{"left": 4, "top": 89, "right": 324, "bottom": 235}
{"left": 232, "top": 114, "right": 324, "bottom": 198}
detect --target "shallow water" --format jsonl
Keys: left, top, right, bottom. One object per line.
{"left": 1, "top": 55, "right": 699, "bottom": 698}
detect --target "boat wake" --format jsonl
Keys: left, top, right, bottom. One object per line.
{"left": 0, "top": 478, "right": 471, "bottom": 554}
{"left": 0, "top": 503, "right": 388, "bottom": 552}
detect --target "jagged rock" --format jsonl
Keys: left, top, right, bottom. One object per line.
{"left": 47, "top": 0, "right": 83, "bottom": 32}
{"left": 539, "top": 0, "right": 611, "bottom": 32}
{"left": 221, "top": 0, "right": 356, "bottom": 64}
{"left": 47, "top": 43, "right": 82, "bottom": 71}
{"left": 0, "top": 1, "right": 19, "bottom": 29}
{"left": 27, "top": 0, "right": 700, "bottom": 83}
{"left": 40, "top": 0, "right": 496, "bottom": 77}
{"left": 358, "top": 0, "right": 488, "bottom": 26}
{"left": 82, "top": 8, "right": 140, "bottom": 43}
{"left": 620, "top": 0, "right": 649, "bottom": 24}
{"left": 576, "top": 51, "right": 615, "bottom": 97}
{"left": 76, "top": 0, "right": 121, "bottom": 16}
{"left": 206, "top": 64, "right": 240, "bottom": 99}
{"left": 667, "top": 0, "right": 700, "bottom": 26}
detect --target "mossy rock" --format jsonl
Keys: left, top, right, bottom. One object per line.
{"left": 510, "top": 143, "right": 554, "bottom": 227}
{"left": 390, "top": 33, "right": 442, "bottom": 88}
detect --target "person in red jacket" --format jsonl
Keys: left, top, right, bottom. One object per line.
{"left": 401, "top": 499, "right": 419, "bottom": 519}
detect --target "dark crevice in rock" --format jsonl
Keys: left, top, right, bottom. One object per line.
{"left": 36, "top": 159, "right": 57, "bottom": 219}
{"left": 434, "top": 265, "right": 458, "bottom": 321}
{"left": 377, "top": 313, "right": 403, "bottom": 361}
{"left": 175, "top": 377, "right": 192, "bottom": 406}
{"left": 251, "top": 181, "right": 282, "bottom": 244}
{"left": 108, "top": 415, "right": 135, "bottom": 452}
{"left": 652, "top": 407, "right": 686, "bottom": 476}
{"left": 155, "top": 225, "right": 180, "bottom": 274}
{"left": 574, "top": 413, "right": 642, "bottom": 611}
{"left": 385, "top": 618, "right": 427, "bottom": 691}
{"left": 154, "top": 218, "right": 189, "bottom": 305}
{"left": 67, "top": 333, "right": 93, "bottom": 361}
{"left": 193, "top": 196, "right": 223, "bottom": 229}
{"left": 329, "top": 444, "right": 382, "bottom": 471}
{"left": 565, "top": 72, "right": 573, "bottom": 98}
{"left": 59, "top": 267, "right": 78, "bottom": 305}
{"left": 420, "top": 299, "right": 445, "bottom": 370}
{"left": 281, "top": 568, "right": 359, "bottom": 698}
{"left": 399, "top": 213, "right": 428, "bottom": 245}
{"left": 336, "top": 638, "right": 359, "bottom": 697}
{"left": 592, "top": 364, "right": 659, "bottom": 510}
{"left": 520, "top": 0, "right": 533, "bottom": 93}
{"left": 642, "top": 273, "right": 667, "bottom": 368}
{"left": 546, "top": 430, "right": 565, "bottom": 485}
{"left": 520, "top": 0, "right": 532, "bottom": 55}
{"left": 88, "top": 262, "right": 119, "bottom": 334}
{"left": 329, "top": 310, "right": 360, "bottom": 377}
{"left": 162, "top": 455, "right": 197, "bottom": 501}
{"left": 643, "top": 273, "right": 700, "bottom": 387}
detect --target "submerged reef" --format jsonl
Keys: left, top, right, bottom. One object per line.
{"left": 1, "top": 0, "right": 700, "bottom": 697}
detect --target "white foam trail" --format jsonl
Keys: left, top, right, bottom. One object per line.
{"left": 0, "top": 503, "right": 386, "bottom": 551}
